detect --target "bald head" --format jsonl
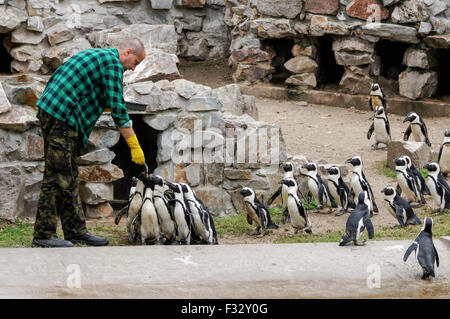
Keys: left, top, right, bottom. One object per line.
{"left": 116, "top": 38, "right": 146, "bottom": 71}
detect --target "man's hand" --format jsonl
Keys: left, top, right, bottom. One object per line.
{"left": 125, "top": 134, "right": 145, "bottom": 165}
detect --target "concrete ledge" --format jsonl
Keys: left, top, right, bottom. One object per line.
{"left": 239, "top": 84, "right": 450, "bottom": 118}
{"left": 441, "top": 236, "right": 450, "bottom": 248}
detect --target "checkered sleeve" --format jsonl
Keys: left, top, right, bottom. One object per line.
{"left": 103, "top": 62, "right": 132, "bottom": 128}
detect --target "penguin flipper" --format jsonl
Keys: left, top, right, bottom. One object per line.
{"left": 395, "top": 206, "right": 405, "bottom": 226}
{"left": 318, "top": 184, "right": 325, "bottom": 206}
{"left": 403, "top": 242, "right": 418, "bottom": 262}
{"left": 438, "top": 145, "right": 443, "bottom": 163}
{"left": 363, "top": 215, "right": 375, "bottom": 239}
{"left": 246, "top": 213, "right": 253, "bottom": 225}
{"left": 367, "top": 122, "right": 374, "bottom": 140}
{"left": 403, "top": 125, "right": 412, "bottom": 141}
{"left": 434, "top": 244, "right": 439, "bottom": 267}
{"left": 268, "top": 187, "right": 281, "bottom": 205}
{"left": 339, "top": 188, "right": 348, "bottom": 211}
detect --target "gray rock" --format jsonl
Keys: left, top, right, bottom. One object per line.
{"left": 173, "top": 79, "right": 211, "bottom": 99}
{"left": 19, "top": 128, "right": 44, "bottom": 161}
{"left": 183, "top": 96, "right": 223, "bottom": 112}
{"left": 7, "top": 0, "right": 26, "bottom": 9}
{"left": 335, "top": 51, "right": 374, "bottom": 66}
{"left": 255, "top": 0, "right": 303, "bottom": 19}
{"left": 11, "top": 27, "right": 46, "bottom": 45}
{"left": 387, "top": 141, "right": 431, "bottom": 170}
{"left": 173, "top": 162, "right": 201, "bottom": 187}
{"left": 249, "top": 18, "right": 297, "bottom": 38}
{"left": 42, "top": 38, "right": 92, "bottom": 71}
{"left": 180, "top": 36, "right": 210, "bottom": 60}
{"left": 362, "top": 23, "right": 419, "bottom": 43}
{"left": 0, "top": 6, "right": 28, "bottom": 33}
{"left": 46, "top": 24, "right": 76, "bottom": 46}
{"left": 175, "top": 0, "right": 206, "bottom": 8}
{"left": 309, "top": 15, "right": 361, "bottom": 36}
{"left": 27, "top": 16, "right": 44, "bottom": 32}
{"left": 0, "top": 129, "right": 22, "bottom": 161}
{"left": 391, "top": 0, "right": 429, "bottom": 23}
{"left": 399, "top": 69, "right": 438, "bottom": 100}
{"left": 224, "top": 168, "right": 251, "bottom": 180}
{"left": 0, "top": 163, "right": 23, "bottom": 217}
{"left": 80, "top": 182, "right": 114, "bottom": 205}
{"left": 180, "top": 15, "right": 203, "bottom": 32}
{"left": 233, "top": 62, "right": 276, "bottom": 83}
{"left": 88, "top": 129, "right": 120, "bottom": 149}
{"left": 402, "top": 48, "right": 438, "bottom": 69}
{"left": 85, "top": 202, "right": 114, "bottom": 219}
{"left": 77, "top": 148, "right": 116, "bottom": 165}
{"left": 419, "top": 22, "right": 433, "bottom": 35}
{"left": 153, "top": 160, "right": 175, "bottom": 181}
{"left": 96, "top": 114, "right": 119, "bottom": 128}
{"left": 157, "top": 129, "right": 175, "bottom": 162}
{"left": 339, "top": 69, "right": 373, "bottom": 94}
{"left": 143, "top": 111, "right": 177, "bottom": 131}
{"left": 0, "top": 84, "right": 11, "bottom": 115}
{"left": 214, "top": 84, "right": 258, "bottom": 119}
{"left": 0, "top": 106, "right": 39, "bottom": 132}
{"left": 285, "top": 73, "right": 317, "bottom": 88}
{"left": 424, "top": 34, "right": 450, "bottom": 49}
{"left": 382, "top": 0, "right": 401, "bottom": 6}
{"left": 194, "top": 185, "right": 234, "bottom": 217}
{"left": 78, "top": 163, "right": 124, "bottom": 183}
{"left": 150, "top": 0, "right": 173, "bottom": 9}
{"left": 428, "top": 0, "right": 447, "bottom": 15}
{"left": 429, "top": 16, "right": 448, "bottom": 34}
{"left": 332, "top": 37, "right": 374, "bottom": 53}
{"left": 284, "top": 56, "right": 318, "bottom": 73}
{"left": 17, "top": 171, "right": 42, "bottom": 218}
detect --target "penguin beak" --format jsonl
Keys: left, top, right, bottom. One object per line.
{"left": 345, "top": 158, "right": 353, "bottom": 164}
{"left": 403, "top": 116, "right": 410, "bottom": 123}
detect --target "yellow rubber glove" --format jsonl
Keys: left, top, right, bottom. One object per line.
{"left": 125, "top": 135, "right": 145, "bottom": 165}
{"left": 104, "top": 108, "right": 110, "bottom": 113}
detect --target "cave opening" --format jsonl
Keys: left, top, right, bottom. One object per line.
{"left": 110, "top": 114, "right": 159, "bottom": 205}
{"left": 262, "top": 38, "right": 295, "bottom": 83}
{"left": 434, "top": 49, "right": 450, "bottom": 98}
{"left": 0, "top": 33, "right": 13, "bottom": 74}
{"left": 375, "top": 40, "right": 408, "bottom": 80}
{"left": 316, "top": 35, "right": 344, "bottom": 88}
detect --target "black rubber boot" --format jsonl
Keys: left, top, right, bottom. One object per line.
{"left": 32, "top": 236, "right": 74, "bottom": 248}
{"left": 65, "top": 232, "right": 109, "bottom": 246}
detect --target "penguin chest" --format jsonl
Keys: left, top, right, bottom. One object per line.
{"left": 439, "top": 145, "right": 450, "bottom": 174}
{"left": 154, "top": 198, "right": 175, "bottom": 235}
{"left": 374, "top": 118, "right": 390, "bottom": 143}
{"left": 426, "top": 178, "right": 442, "bottom": 206}
{"left": 397, "top": 174, "right": 416, "bottom": 201}
{"left": 174, "top": 204, "right": 189, "bottom": 236}
{"left": 140, "top": 201, "right": 160, "bottom": 238}
{"left": 351, "top": 174, "right": 363, "bottom": 194}
{"left": 307, "top": 177, "right": 319, "bottom": 198}
{"left": 190, "top": 205, "right": 208, "bottom": 240}
{"left": 356, "top": 218, "right": 365, "bottom": 240}
{"left": 386, "top": 202, "right": 396, "bottom": 219}
{"left": 281, "top": 185, "right": 289, "bottom": 206}
{"left": 328, "top": 182, "right": 339, "bottom": 205}
{"left": 287, "top": 197, "right": 306, "bottom": 229}
{"left": 245, "top": 203, "right": 261, "bottom": 226}
{"left": 411, "top": 125, "right": 425, "bottom": 142}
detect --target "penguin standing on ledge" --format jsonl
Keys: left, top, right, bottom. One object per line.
{"left": 369, "top": 83, "right": 386, "bottom": 112}
{"left": 240, "top": 187, "right": 279, "bottom": 238}
{"left": 403, "top": 112, "right": 431, "bottom": 146}
{"left": 403, "top": 217, "right": 439, "bottom": 280}
{"left": 438, "top": 129, "right": 450, "bottom": 176}
{"left": 381, "top": 186, "right": 421, "bottom": 227}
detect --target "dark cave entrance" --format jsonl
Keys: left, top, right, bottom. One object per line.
{"left": 316, "top": 35, "right": 344, "bottom": 88}
{"left": 375, "top": 40, "right": 408, "bottom": 80}
{"left": 262, "top": 38, "right": 295, "bottom": 83}
{"left": 0, "top": 33, "right": 13, "bottom": 74}
{"left": 434, "top": 49, "right": 450, "bottom": 98}
{"left": 110, "top": 114, "right": 159, "bottom": 204}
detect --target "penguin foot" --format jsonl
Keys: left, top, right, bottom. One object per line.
{"left": 256, "top": 232, "right": 265, "bottom": 238}
{"left": 335, "top": 209, "right": 346, "bottom": 216}
{"left": 371, "top": 143, "right": 378, "bottom": 150}
{"left": 354, "top": 240, "right": 366, "bottom": 246}
{"left": 249, "top": 229, "right": 260, "bottom": 236}
{"left": 303, "top": 227, "right": 312, "bottom": 234}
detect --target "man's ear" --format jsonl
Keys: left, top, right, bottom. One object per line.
{"left": 125, "top": 48, "right": 132, "bottom": 56}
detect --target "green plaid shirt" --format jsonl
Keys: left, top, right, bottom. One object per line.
{"left": 36, "top": 48, "right": 132, "bottom": 148}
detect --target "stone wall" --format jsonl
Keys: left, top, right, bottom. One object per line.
{"left": 226, "top": 0, "right": 450, "bottom": 99}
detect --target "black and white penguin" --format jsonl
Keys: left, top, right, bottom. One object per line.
{"left": 181, "top": 183, "right": 218, "bottom": 245}
{"left": 369, "top": 83, "right": 386, "bottom": 112}
{"left": 240, "top": 187, "right": 279, "bottom": 238}
{"left": 140, "top": 177, "right": 162, "bottom": 245}
{"left": 326, "top": 166, "right": 350, "bottom": 216}
{"left": 126, "top": 176, "right": 145, "bottom": 243}
{"left": 402, "top": 155, "right": 430, "bottom": 196}
{"left": 279, "top": 178, "right": 312, "bottom": 234}
{"left": 302, "top": 162, "right": 337, "bottom": 214}
{"left": 423, "top": 163, "right": 450, "bottom": 214}
{"left": 367, "top": 105, "right": 391, "bottom": 150}
{"left": 381, "top": 186, "right": 421, "bottom": 226}
{"left": 438, "top": 129, "right": 450, "bottom": 176}
{"left": 394, "top": 156, "right": 426, "bottom": 206}
{"left": 346, "top": 156, "right": 379, "bottom": 216}
{"left": 403, "top": 112, "right": 431, "bottom": 147}
{"left": 165, "top": 181, "right": 193, "bottom": 245}
{"left": 151, "top": 175, "right": 177, "bottom": 244}
{"left": 267, "top": 162, "right": 295, "bottom": 224}
{"left": 339, "top": 191, "right": 375, "bottom": 246}
{"left": 403, "top": 217, "right": 440, "bottom": 280}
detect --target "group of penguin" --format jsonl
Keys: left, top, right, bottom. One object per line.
{"left": 115, "top": 172, "right": 218, "bottom": 246}
{"left": 239, "top": 83, "right": 449, "bottom": 280}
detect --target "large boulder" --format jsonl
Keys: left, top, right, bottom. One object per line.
{"left": 387, "top": 141, "right": 431, "bottom": 170}
{"left": 255, "top": 0, "right": 303, "bottom": 19}
{"left": 398, "top": 69, "right": 438, "bottom": 100}
{"left": 309, "top": 15, "right": 362, "bottom": 36}
{"left": 391, "top": 0, "right": 429, "bottom": 24}
{"left": 362, "top": 23, "right": 419, "bottom": 43}
{"left": 402, "top": 48, "right": 438, "bottom": 69}
{"left": 0, "top": 6, "right": 28, "bottom": 33}
{"left": 424, "top": 35, "right": 450, "bottom": 49}
{"left": 249, "top": 18, "right": 297, "bottom": 39}
{"left": 284, "top": 56, "right": 318, "bottom": 73}
{"left": 335, "top": 51, "right": 374, "bottom": 66}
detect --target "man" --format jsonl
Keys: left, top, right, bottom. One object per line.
{"left": 32, "top": 39, "right": 146, "bottom": 248}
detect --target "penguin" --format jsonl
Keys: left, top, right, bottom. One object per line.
{"left": 302, "top": 162, "right": 337, "bottom": 214}
{"left": 326, "top": 166, "right": 351, "bottom": 216}
{"left": 367, "top": 105, "right": 391, "bottom": 150}
{"left": 181, "top": 183, "right": 218, "bottom": 245}
{"left": 394, "top": 156, "right": 426, "bottom": 206}
{"left": 126, "top": 176, "right": 144, "bottom": 244}
{"left": 279, "top": 178, "right": 312, "bottom": 234}
{"left": 423, "top": 163, "right": 450, "bottom": 214}
{"left": 403, "top": 112, "right": 431, "bottom": 147}
{"left": 345, "top": 156, "right": 379, "bottom": 216}
{"left": 369, "top": 83, "right": 386, "bottom": 112}
{"left": 151, "top": 175, "right": 177, "bottom": 244}
{"left": 140, "top": 177, "right": 162, "bottom": 245}
{"left": 165, "top": 181, "right": 193, "bottom": 245}
{"left": 403, "top": 217, "right": 440, "bottom": 280}
{"left": 438, "top": 128, "right": 450, "bottom": 176}
{"left": 240, "top": 187, "right": 279, "bottom": 238}
{"left": 115, "top": 176, "right": 137, "bottom": 225}
{"left": 339, "top": 191, "right": 375, "bottom": 246}
{"left": 267, "top": 162, "right": 296, "bottom": 224}
{"left": 402, "top": 155, "right": 430, "bottom": 196}
{"left": 381, "top": 186, "right": 421, "bottom": 227}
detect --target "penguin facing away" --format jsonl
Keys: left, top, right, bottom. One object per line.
{"left": 240, "top": 187, "right": 279, "bottom": 238}
{"left": 438, "top": 129, "right": 450, "bottom": 176}
{"left": 402, "top": 155, "right": 430, "bottom": 196}
{"left": 339, "top": 191, "right": 375, "bottom": 246}
{"left": 181, "top": 183, "right": 218, "bottom": 245}
{"left": 140, "top": 177, "right": 162, "bottom": 245}
{"left": 302, "top": 162, "right": 337, "bottom": 214}
{"left": 126, "top": 176, "right": 145, "bottom": 243}
{"left": 403, "top": 217, "right": 439, "bottom": 280}
{"left": 423, "top": 163, "right": 450, "bottom": 213}
{"left": 151, "top": 175, "right": 177, "bottom": 244}
{"left": 279, "top": 178, "right": 312, "bottom": 234}
{"left": 381, "top": 186, "right": 421, "bottom": 227}
{"left": 165, "top": 181, "right": 193, "bottom": 245}
{"left": 394, "top": 156, "right": 426, "bottom": 206}
{"left": 267, "top": 162, "right": 295, "bottom": 224}
{"left": 403, "top": 112, "right": 431, "bottom": 146}
{"left": 367, "top": 105, "right": 391, "bottom": 150}
{"left": 369, "top": 83, "right": 386, "bottom": 112}
{"left": 326, "top": 166, "right": 351, "bottom": 216}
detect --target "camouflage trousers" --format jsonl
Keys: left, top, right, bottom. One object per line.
{"left": 33, "top": 109, "right": 87, "bottom": 239}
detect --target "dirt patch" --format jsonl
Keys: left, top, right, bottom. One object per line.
{"left": 178, "top": 58, "right": 234, "bottom": 89}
